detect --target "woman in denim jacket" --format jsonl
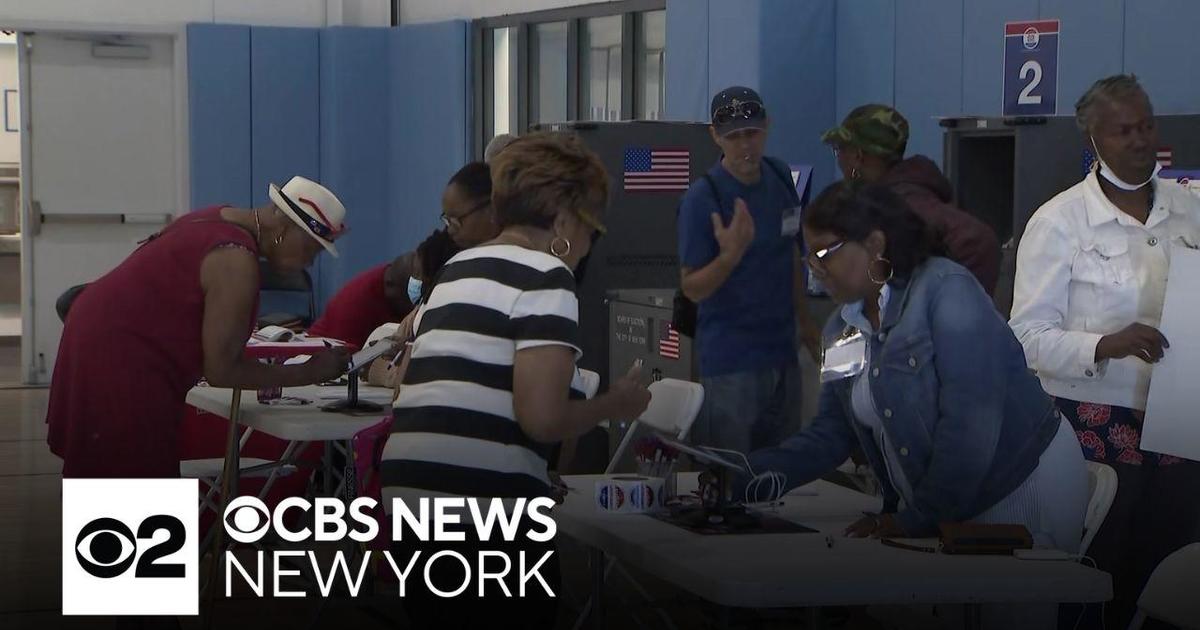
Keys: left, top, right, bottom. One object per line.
{"left": 748, "top": 181, "right": 1087, "bottom": 552}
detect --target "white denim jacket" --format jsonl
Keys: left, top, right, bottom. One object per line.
{"left": 1010, "top": 172, "right": 1200, "bottom": 410}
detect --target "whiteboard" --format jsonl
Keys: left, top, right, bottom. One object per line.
{"left": 1142, "top": 245, "right": 1200, "bottom": 460}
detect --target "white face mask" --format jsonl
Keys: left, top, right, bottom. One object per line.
{"left": 1090, "top": 136, "right": 1161, "bottom": 191}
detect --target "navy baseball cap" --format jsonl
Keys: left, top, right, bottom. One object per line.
{"left": 710, "top": 86, "right": 767, "bottom": 136}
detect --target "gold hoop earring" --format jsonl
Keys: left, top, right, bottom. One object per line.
{"left": 549, "top": 236, "right": 571, "bottom": 258}
{"left": 868, "top": 256, "right": 894, "bottom": 285}
{"left": 274, "top": 231, "right": 285, "bottom": 246}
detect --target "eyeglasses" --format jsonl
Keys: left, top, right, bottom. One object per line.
{"left": 712, "top": 101, "right": 766, "bottom": 126}
{"left": 575, "top": 208, "right": 607, "bottom": 236}
{"left": 807, "top": 240, "right": 846, "bottom": 270}
{"left": 440, "top": 201, "right": 488, "bottom": 230}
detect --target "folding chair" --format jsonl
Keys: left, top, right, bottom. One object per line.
{"left": 606, "top": 378, "right": 705, "bottom": 474}
{"left": 1128, "top": 543, "right": 1200, "bottom": 630}
{"left": 1081, "top": 461, "right": 1117, "bottom": 555}
{"left": 181, "top": 427, "right": 299, "bottom": 550}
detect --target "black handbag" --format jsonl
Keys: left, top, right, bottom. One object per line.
{"left": 671, "top": 289, "right": 698, "bottom": 338}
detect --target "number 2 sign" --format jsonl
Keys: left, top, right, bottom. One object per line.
{"left": 1003, "top": 19, "right": 1060, "bottom": 116}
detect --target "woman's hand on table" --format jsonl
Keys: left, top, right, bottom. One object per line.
{"left": 303, "top": 347, "right": 351, "bottom": 383}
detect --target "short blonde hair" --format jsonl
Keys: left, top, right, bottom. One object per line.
{"left": 490, "top": 132, "right": 609, "bottom": 231}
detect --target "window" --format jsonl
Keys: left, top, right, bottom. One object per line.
{"left": 473, "top": 0, "right": 667, "bottom": 156}
{"left": 530, "top": 22, "right": 569, "bottom": 125}
{"left": 490, "top": 27, "right": 515, "bottom": 137}
{"left": 635, "top": 10, "right": 665, "bottom": 121}
{"left": 580, "top": 16, "right": 622, "bottom": 122}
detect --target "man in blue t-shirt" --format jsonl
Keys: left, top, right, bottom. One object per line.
{"left": 678, "top": 86, "right": 820, "bottom": 455}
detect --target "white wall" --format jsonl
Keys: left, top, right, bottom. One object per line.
{"left": 0, "top": 0, "right": 390, "bottom": 29}
{"left": 400, "top": 0, "right": 622, "bottom": 23}
{"left": 0, "top": 42, "right": 17, "bottom": 165}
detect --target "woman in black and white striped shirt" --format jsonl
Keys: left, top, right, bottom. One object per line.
{"left": 383, "top": 133, "right": 651, "bottom": 629}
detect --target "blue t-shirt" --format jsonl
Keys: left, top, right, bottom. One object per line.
{"left": 678, "top": 158, "right": 800, "bottom": 377}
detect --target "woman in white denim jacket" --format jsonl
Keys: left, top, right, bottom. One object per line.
{"left": 1010, "top": 74, "right": 1200, "bottom": 630}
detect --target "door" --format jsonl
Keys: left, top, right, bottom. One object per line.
{"left": 19, "top": 32, "right": 179, "bottom": 383}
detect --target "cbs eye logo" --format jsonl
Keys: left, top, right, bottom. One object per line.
{"left": 74, "top": 515, "right": 186, "bottom": 579}
{"left": 223, "top": 496, "right": 272, "bottom": 544}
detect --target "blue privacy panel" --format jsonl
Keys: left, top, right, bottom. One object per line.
{"left": 664, "top": 0, "right": 711, "bottom": 121}
{"left": 317, "top": 27, "right": 392, "bottom": 310}
{"left": 390, "top": 21, "right": 470, "bottom": 255}
{"left": 835, "top": 0, "right": 895, "bottom": 118}
{"left": 706, "top": 0, "right": 762, "bottom": 95}
{"left": 1123, "top": 0, "right": 1200, "bottom": 114}
{"left": 249, "top": 27, "right": 320, "bottom": 207}
{"left": 187, "top": 24, "right": 251, "bottom": 209}
{"left": 961, "top": 0, "right": 1040, "bottom": 115}
{"left": 759, "top": 0, "right": 836, "bottom": 193}
{"left": 1039, "top": 0, "right": 1123, "bottom": 112}
{"left": 894, "top": 0, "right": 963, "bottom": 162}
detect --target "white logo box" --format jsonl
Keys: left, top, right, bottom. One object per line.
{"left": 62, "top": 479, "right": 199, "bottom": 616}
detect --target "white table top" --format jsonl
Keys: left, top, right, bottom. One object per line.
{"left": 556, "top": 474, "right": 1112, "bottom": 609}
{"left": 186, "top": 384, "right": 392, "bottom": 441}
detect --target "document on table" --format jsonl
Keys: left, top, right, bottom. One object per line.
{"left": 1142, "top": 245, "right": 1200, "bottom": 460}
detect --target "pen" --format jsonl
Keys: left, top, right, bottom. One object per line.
{"left": 387, "top": 342, "right": 409, "bottom": 369}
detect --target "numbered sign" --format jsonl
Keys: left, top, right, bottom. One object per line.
{"left": 1003, "top": 19, "right": 1060, "bottom": 116}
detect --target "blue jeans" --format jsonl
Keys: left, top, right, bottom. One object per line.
{"left": 694, "top": 365, "right": 800, "bottom": 457}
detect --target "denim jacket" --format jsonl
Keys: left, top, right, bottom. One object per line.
{"left": 747, "top": 257, "right": 1061, "bottom": 535}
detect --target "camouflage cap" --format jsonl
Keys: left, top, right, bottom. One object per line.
{"left": 821, "top": 104, "right": 910, "bottom": 158}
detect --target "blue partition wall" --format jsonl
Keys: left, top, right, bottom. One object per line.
{"left": 663, "top": 0, "right": 838, "bottom": 191}
{"left": 250, "top": 27, "right": 320, "bottom": 208}
{"left": 188, "top": 21, "right": 471, "bottom": 312}
{"left": 317, "top": 27, "right": 392, "bottom": 305}
{"left": 187, "top": 24, "right": 251, "bottom": 209}
{"left": 389, "top": 21, "right": 471, "bottom": 250}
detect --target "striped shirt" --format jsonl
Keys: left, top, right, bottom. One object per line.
{"left": 381, "top": 244, "right": 586, "bottom": 503}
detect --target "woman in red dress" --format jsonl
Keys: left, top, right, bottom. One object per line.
{"left": 46, "top": 176, "right": 351, "bottom": 478}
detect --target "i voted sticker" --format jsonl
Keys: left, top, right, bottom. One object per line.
{"left": 820, "top": 330, "right": 867, "bottom": 383}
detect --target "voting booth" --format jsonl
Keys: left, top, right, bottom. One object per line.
{"left": 533, "top": 121, "right": 721, "bottom": 384}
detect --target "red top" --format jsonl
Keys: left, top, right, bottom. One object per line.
{"left": 306, "top": 263, "right": 412, "bottom": 348}
{"left": 46, "top": 207, "right": 259, "bottom": 478}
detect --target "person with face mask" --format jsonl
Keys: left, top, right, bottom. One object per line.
{"left": 677, "top": 86, "right": 821, "bottom": 457}
{"left": 305, "top": 251, "right": 420, "bottom": 349}
{"left": 363, "top": 229, "right": 460, "bottom": 388}
{"left": 1009, "top": 74, "right": 1200, "bottom": 630}
{"left": 308, "top": 162, "right": 496, "bottom": 348}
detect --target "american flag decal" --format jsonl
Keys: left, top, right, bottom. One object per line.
{"left": 1158, "top": 147, "right": 1173, "bottom": 168}
{"left": 658, "top": 321, "right": 680, "bottom": 360}
{"left": 624, "top": 147, "right": 690, "bottom": 192}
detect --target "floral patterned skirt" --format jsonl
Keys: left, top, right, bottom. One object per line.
{"left": 1053, "top": 397, "right": 1186, "bottom": 467}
